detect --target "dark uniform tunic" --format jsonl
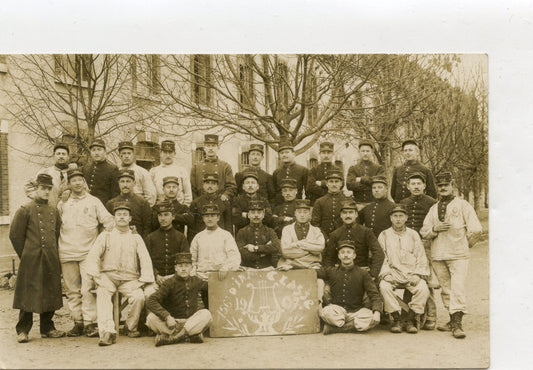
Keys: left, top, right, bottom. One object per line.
{"left": 390, "top": 160, "right": 437, "bottom": 203}
{"left": 317, "top": 265, "right": 383, "bottom": 313}
{"left": 400, "top": 194, "right": 437, "bottom": 233}
{"left": 190, "top": 157, "right": 237, "bottom": 200}
{"left": 346, "top": 160, "right": 385, "bottom": 204}
{"left": 235, "top": 223, "right": 281, "bottom": 269}
{"left": 82, "top": 159, "right": 120, "bottom": 205}
{"left": 324, "top": 223, "right": 384, "bottom": 280}
{"left": 231, "top": 193, "right": 273, "bottom": 235}
{"left": 357, "top": 198, "right": 396, "bottom": 238}
{"left": 106, "top": 193, "right": 153, "bottom": 239}
{"left": 9, "top": 199, "right": 63, "bottom": 313}
{"left": 272, "top": 199, "right": 296, "bottom": 237}
{"left": 188, "top": 194, "right": 232, "bottom": 242}
{"left": 306, "top": 162, "right": 336, "bottom": 205}
{"left": 311, "top": 192, "right": 350, "bottom": 238}
{"left": 152, "top": 199, "right": 194, "bottom": 236}
{"left": 272, "top": 162, "right": 309, "bottom": 205}
{"left": 235, "top": 166, "right": 275, "bottom": 202}
{"left": 146, "top": 274, "right": 206, "bottom": 320}
{"left": 146, "top": 227, "right": 189, "bottom": 276}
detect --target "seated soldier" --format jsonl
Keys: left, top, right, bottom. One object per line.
{"left": 271, "top": 178, "right": 298, "bottom": 238}
{"left": 190, "top": 203, "right": 241, "bottom": 307}
{"left": 277, "top": 199, "right": 325, "bottom": 271}
{"left": 318, "top": 240, "right": 383, "bottom": 334}
{"left": 379, "top": 205, "right": 430, "bottom": 334}
{"left": 146, "top": 253, "right": 212, "bottom": 347}
{"left": 236, "top": 200, "right": 281, "bottom": 270}
{"left": 85, "top": 203, "right": 155, "bottom": 346}
{"left": 152, "top": 176, "right": 194, "bottom": 235}
{"left": 146, "top": 201, "right": 190, "bottom": 287}
{"left": 232, "top": 171, "right": 272, "bottom": 235}
{"left": 189, "top": 173, "right": 232, "bottom": 243}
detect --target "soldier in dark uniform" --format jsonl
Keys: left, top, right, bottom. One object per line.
{"left": 106, "top": 169, "right": 153, "bottom": 239}
{"left": 311, "top": 169, "right": 350, "bottom": 238}
{"left": 232, "top": 171, "right": 272, "bottom": 236}
{"left": 346, "top": 140, "right": 385, "bottom": 211}
{"left": 235, "top": 143, "right": 275, "bottom": 202}
{"left": 146, "top": 201, "right": 190, "bottom": 287}
{"left": 188, "top": 173, "right": 232, "bottom": 242}
{"left": 190, "top": 134, "right": 237, "bottom": 201}
{"left": 307, "top": 142, "right": 337, "bottom": 205}
{"left": 391, "top": 139, "right": 437, "bottom": 203}
{"left": 82, "top": 138, "right": 120, "bottom": 205}
{"left": 9, "top": 174, "right": 65, "bottom": 343}
{"left": 152, "top": 176, "right": 194, "bottom": 236}
{"left": 358, "top": 175, "right": 396, "bottom": 238}
{"left": 271, "top": 178, "right": 298, "bottom": 237}
{"left": 324, "top": 200, "right": 384, "bottom": 282}
{"left": 400, "top": 172, "right": 438, "bottom": 330}
{"left": 235, "top": 200, "right": 281, "bottom": 269}
{"left": 272, "top": 139, "right": 308, "bottom": 205}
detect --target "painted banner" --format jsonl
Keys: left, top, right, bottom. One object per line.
{"left": 208, "top": 270, "right": 320, "bottom": 337}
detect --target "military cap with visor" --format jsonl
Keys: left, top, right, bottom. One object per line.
{"left": 118, "top": 169, "right": 135, "bottom": 180}
{"left": 248, "top": 200, "right": 266, "bottom": 211}
{"left": 67, "top": 168, "right": 84, "bottom": 181}
{"left": 371, "top": 175, "right": 388, "bottom": 186}
{"left": 53, "top": 142, "right": 70, "bottom": 154}
{"left": 89, "top": 139, "right": 106, "bottom": 150}
{"left": 294, "top": 199, "right": 311, "bottom": 209}
{"left": 248, "top": 143, "right": 264, "bottom": 154}
{"left": 319, "top": 142, "right": 334, "bottom": 152}
{"left": 204, "top": 134, "right": 219, "bottom": 145}
{"left": 401, "top": 139, "right": 420, "bottom": 149}
{"left": 202, "top": 203, "right": 220, "bottom": 215}
{"left": 336, "top": 239, "right": 356, "bottom": 251}
{"left": 341, "top": 200, "right": 358, "bottom": 211}
{"left": 278, "top": 139, "right": 294, "bottom": 152}
{"left": 280, "top": 178, "right": 297, "bottom": 189}
{"left": 358, "top": 140, "right": 374, "bottom": 150}
{"left": 160, "top": 140, "right": 175, "bottom": 152}
{"left": 155, "top": 201, "right": 174, "bottom": 214}
{"left": 113, "top": 202, "right": 131, "bottom": 214}
{"left": 162, "top": 176, "right": 180, "bottom": 186}
{"left": 203, "top": 173, "right": 219, "bottom": 182}
{"left": 407, "top": 171, "right": 426, "bottom": 183}
{"left": 326, "top": 169, "right": 344, "bottom": 181}
{"left": 435, "top": 171, "right": 453, "bottom": 185}
{"left": 36, "top": 173, "right": 54, "bottom": 187}
{"left": 389, "top": 204, "right": 408, "bottom": 216}
{"left": 118, "top": 141, "right": 134, "bottom": 152}
{"left": 175, "top": 252, "right": 193, "bottom": 265}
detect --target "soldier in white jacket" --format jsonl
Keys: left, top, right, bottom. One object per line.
{"left": 420, "top": 172, "right": 482, "bottom": 339}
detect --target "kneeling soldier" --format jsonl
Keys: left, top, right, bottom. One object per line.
{"left": 146, "top": 253, "right": 212, "bottom": 346}
{"left": 318, "top": 240, "right": 383, "bottom": 334}
{"left": 379, "top": 205, "right": 430, "bottom": 334}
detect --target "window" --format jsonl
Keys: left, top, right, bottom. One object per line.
{"left": 54, "top": 54, "right": 91, "bottom": 85}
{"left": 193, "top": 146, "right": 205, "bottom": 165}
{"left": 239, "top": 151, "right": 250, "bottom": 172}
{"left": 238, "top": 55, "right": 255, "bottom": 108}
{"left": 0, "top": 121, "right": 9, "bottom": 222}
{"left": 306, "top": 72, "right": 318, "bottom": 126}
{"left": 131, "top": 55, "right": 161, "bottom": 97}
{"left": 191, "top": 55, "right": 212, "bottom": 106}
{"left": 309, "top": 157, "right": 318, "bottom": 169}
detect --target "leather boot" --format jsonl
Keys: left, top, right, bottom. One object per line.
{"left": 390, "top": 312, "right": 402, "bottom": 333}
{"left": 437, "top": 314, "right": 453, "bottom": 332}
{"left": 66, "top": 322, "right": 84, "bottom": 337}
{"left": 84, "top": 323, "right": 99, "bottom": 338}
{"left": 406, "top": 310, "right": 420, "bottom": 334}
{"left": 451, "top": 311, "right": 466, "bottom": 339}
{"left": 155, "top": 329, "right": 187, "bottom": 346}
{"left": 98, "top": 332, "right": 116, "bottom": 346}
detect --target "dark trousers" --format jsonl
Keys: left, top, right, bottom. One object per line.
{"left": 16, "top": 310, "right": 56, "bottom": 335}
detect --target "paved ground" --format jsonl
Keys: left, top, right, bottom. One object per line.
{"left": 0, "top": 210, "right": 489, "bottom": 369}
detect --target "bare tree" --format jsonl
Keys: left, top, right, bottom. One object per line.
{"left": 1, "top": 54, "right": 160, "bottom": 163}
{"left": 154, "top": 54, "right": 385, "bottom": 154}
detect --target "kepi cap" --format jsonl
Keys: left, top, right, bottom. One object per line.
{"left": 204, "top": 134, "right": 219, "bottom": 145}
{"left": 203, "top": 173, "right": 219, "bottom": 182}
{"left": 113, "top": 202, "right": 131, "bottom": 214}
{"left": 319, "top": 142, "right": 334, "bottom": 152}
{"left": 294, "top": 199, "right": 311, "bottom": 209}
{"left": 155, "top": 201, "right": 174, "bottom": 214}
{"left": 278, "top": 139, "right": 294, "bottom": 152}
{"left": 371, "top": 175, "right": 388, "bottom": 186}
{"left": 67, "top": 169, "right": 84, "bottom": 181}
{"left": 435, "top": 171, "right": 453, "bottom": 185}
{"left": 280, "top": 178, "right": 297, "bottom": 189}
{"left": 118, "top": 141, "right": 134, "bottom": 152}
{"left": 389, "top": 204, "right": 408, "bottom": 215}
{"left": 89, "top": 139, "right": 106, "bottom": 149}
{"left": 341, "top": 200, "right": 358, "bottom": 211}
{"left": 336, "top": 240, "right": 356, "bottom": 251}
{"left": 325, "top": 169, "right": 344, "bottom": 181}
{"left": 175, "top": 252, "right": 192, "bottom": 264}
{"left": 248, "top": 200, "right": 265, "bottom": 211}
{"left": 160, "top": 140, "right": 175, "bottom": 152}
{"left": 358, "top": 140, "right": 374, "bottom": 150}
{"left": 118, "top": 169, "right": 135, "bottom": 180}
{"left": 36, "top": 173, "right": 54, "bottom": 187}
{"left": 407, "top": 172, "right": 426, "bottom": 183}
{"left": 53, "top": 142, "right": 70, "bottom": 154}
{"left": 163, "top": 176, "right": 180, "bottom": 186}
{"left": 202, "top": 203, "right": 220, "bottom": 215}
{"left": 401, "top": 139, "right": 420, "bottom": 149}
{"left": 241, "top": 171, "right": 258, "bottom": 182}
{"left": 249, "top": 144, "right": 264, "bottom": 154}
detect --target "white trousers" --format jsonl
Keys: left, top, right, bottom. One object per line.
{"left": 321, "top": 305, "right": 374, "bottom": 331}
{"left": 379, "top": 279, "right": 429, "bottom": 314}
{"left": 146, "top": 310, "right": 212, "bottom": 336}
{"left": 61, "top": 259, "right": 97, "bottom": 325}
{"left": 432, "top": 259, "right": 469, "bottom": 314}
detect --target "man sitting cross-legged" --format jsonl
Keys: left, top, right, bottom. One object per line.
{"left": 317, "top": 240, "right": 383, "bottom": 334}
{"left": 378, "top": 205, "right": 430, "bottom": 334}
{"left": 146, "top": 253, "right": 212, "bottom": 347}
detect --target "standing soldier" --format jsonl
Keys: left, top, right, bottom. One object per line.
{"left": 150, "top": 140, "right": 192, "bottom": 206}
{"left": 391, "top": 139, "right": 437, "bottom": 203}
{"left": 272, "top": 139, "right": 308, "bottom": 205}
{"left": 235, "top": 143, "right": 275, "bottom": 202}
{"left": 271, "top": 178, "right": 298, "bottom": 237}
{"left": 58, "top": 168, "right": 114, "bottom": 338}
{"left": 9, "top": 174, "right": 66, "bottom": 343}
{"left": 346, "top": 140, "right": 385, "bottom": 211}
{"left": 307, "top": 142, "right": 337, "bottom": 206}
{"left": 190, "top": 134, "right": 237, "bottom": 201}
{"left": 420, "top": 172, "right": 483, "bottom": 339}
{"left": 311, "top": 169, "right": 349, "bottom": 238}
{"left": 188, "top": 173, "right": 232, "bottom": 243}
{"left": 24, "top": 141, "right": 73, "bottom": 207}
{"left": 400, "top": 172, "right": 438, "bottom": 330}
{"left": 106, "top": 169, "right": 153, "bottom": 239}
{"left": 118, "top": 141, "right": 157, "bottom": 207}
{"left": 82, "top": 138, "right": 120, "bottom": 205}
{"left": 152, "top": 176, "right": 194, "bottom": 235}
{"left": 358, "top": 175, "right": 396, "bottom": 238}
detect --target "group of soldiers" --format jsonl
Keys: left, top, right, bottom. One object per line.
{"left": 9, "top": 133, "right": 483, "bottom": 347}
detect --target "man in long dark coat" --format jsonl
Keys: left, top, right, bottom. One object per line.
{"left": 9, "top": 173, "right": 65, "bottom": 343}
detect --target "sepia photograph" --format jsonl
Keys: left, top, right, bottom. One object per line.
{"left": 0, "top": 52, "right": 489, "bottom": 368}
